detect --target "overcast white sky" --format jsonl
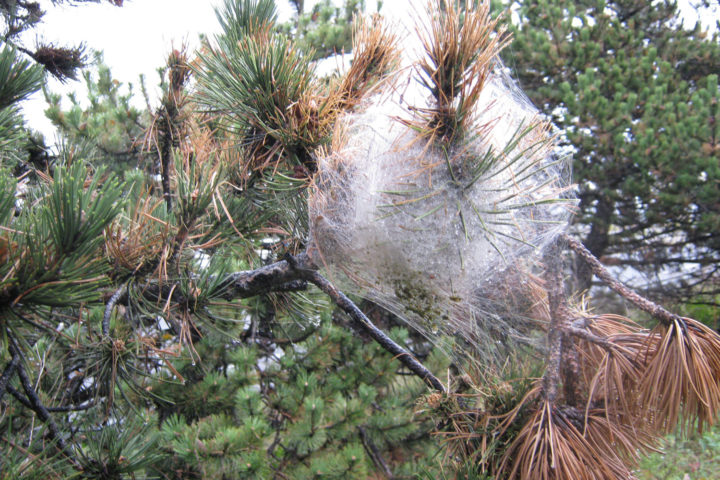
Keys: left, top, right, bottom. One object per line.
{"left": 17, "top": 0, "right": 718, "bottom": 139}
{"left": 21, "top": 0, "right": 218, "bottom": 137}
{"left": 19, "top": 0, "right": 410, "bottom": 139}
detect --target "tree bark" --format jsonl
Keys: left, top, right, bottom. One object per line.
{"left": 575, "top": 194, "right": 612, "bottom": 293}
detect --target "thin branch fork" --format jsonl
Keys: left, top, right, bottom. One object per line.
{"left": 564, "top": 234, "right": 682, "bottom": 326}
{"left": 8, "top": 340, "right": 74, "bottom": 460}
{"left": 126, "top": 251, "right": 445, "bottom": 392}
{"left": 299, "top": 267, "right": 446, "bottom": 394}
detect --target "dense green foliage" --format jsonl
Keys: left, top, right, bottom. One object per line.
{"left": 279, "top": 0, "right": 364, "bottom": 60}
{"left": 150, "top": 319, "right": 448, "bottom": 479}
{"left": 502, "top": 0, "right": 720, "bottom": 300}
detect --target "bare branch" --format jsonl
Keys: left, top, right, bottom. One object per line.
{"left": 296, "top": 263, "right": 446, "bottom": 394}
{"left": 0, "top": 355, "right": 20, "bottom": 402}
{"left": 564, "top": 234, "right": 682, "bottom": 326}
{"left": 9, "top": 341, "right": 71, "bottom": 457}
{"left": 102, "top": 284, "right": 126, "bottom": 336}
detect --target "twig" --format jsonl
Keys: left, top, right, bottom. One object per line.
{"left": 562, "top": 325, "right": 616, "bottom": 351}
{"left": 359, "top": 426, "right": 394, "bottom": 478}
{"left": 266, "top": 429, "right": 283, "bottom": 459}
{"left": 298, "top": 266, "right": 446, "bottom": 393}
{"left": 0, "top": 355, "right": 20, "bottom": 402}
{"left": 564, "top": 234, "right": 682, "bottom": 325}
{"left": 7, "top": 384, "right": 33, "bottom": 408}
{"left": 9, "top": 341, "right": 71, "bottom": 457}
{"left": 159, "top": 112, "right": 176, "bottom": 213}
{"left": 7, "top": 386, "right": 98, "bottom": 412}
{"left": 103, "top": 284, "right": 127, "bottom": 336}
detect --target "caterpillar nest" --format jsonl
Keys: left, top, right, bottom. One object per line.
{"left": 308, "top": 2, "right": 575, "bottom": 364}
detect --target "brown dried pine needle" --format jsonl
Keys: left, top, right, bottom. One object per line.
{"left": 413, "top": 0, "right": 508, "bottom": 143}
{"left": 499, "top": 401, "right": 633, "bottom": 480}
{"left": 583, "top": 409, "right": 659, "bottom": 471}
{"left": 639, "top": 317, "right": 720, "bottom": 434}
{"left": 104, "top": 195, "right": 168, "bottom": 276}
{"left": 572, "top": 314, "right": 651, "bottom": 421}
{"left": 335, "top": 14, "right": 399, "bottom": 109}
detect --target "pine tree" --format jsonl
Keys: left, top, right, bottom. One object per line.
{"left": 0, "top": 1, "right": 447, "bottom": 477}
{"left": 500, "top": 0, "right": 720, "bottom": 300}
{"left": 278, "top": 0, "right": 364, "bottom": 60}
{"left": 2, "top": 1, "right": 720, "bottom": 479}
{"left": 44, "top": 52, "right": 151, "bottom": 173}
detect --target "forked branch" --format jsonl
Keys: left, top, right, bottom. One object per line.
{"left": 139, "top": 252, "right": 446, "bottom": 393}
{"left": 8, "top": 340, "right": 76, "bottom": 464}
{"left": 296, "top": 263, "right": 446, "bottom": 393}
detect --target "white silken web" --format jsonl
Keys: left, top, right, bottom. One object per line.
{"left": 308, "top": 25, "right": 576, "bottom": 366}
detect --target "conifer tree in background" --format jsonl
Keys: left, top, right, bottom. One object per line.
{"left": 43, "top": 52, "right": 150, "bottom": 173}
{"left": 1, "top": 1, "right": 720, "bottom": 479}
{"left": 0, "top": 0, "right": 126, "bottom": 173}
{"left": 500, "top": 0, "right": 720, "bottom": 301}
{"left": 279, "top": 0, "right": 363, "bottom": 59}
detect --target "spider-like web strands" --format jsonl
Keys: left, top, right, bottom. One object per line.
{"left": 309, "top": 20, "right": 576, "bottom": 366}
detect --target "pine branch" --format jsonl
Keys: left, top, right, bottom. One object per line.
{"left": 103, "top": 284, "right": 126, "bottom": 336}
{"left": 293, "top": 259, "right": 446, "bottom": 394}
{"left": 127, "top": 250, "right": 445, "bottom": 393}
{"left": 9, "top": 340, "right": 75, "bottom": 463}
{"left": 118, "top": 257, "right": 309, "bottom": 314}
{"left": 564, "top": 233, "right": 682, "bottom": 325}
{"left": 0, "top": 354, "right": 20, "bottom": 402}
